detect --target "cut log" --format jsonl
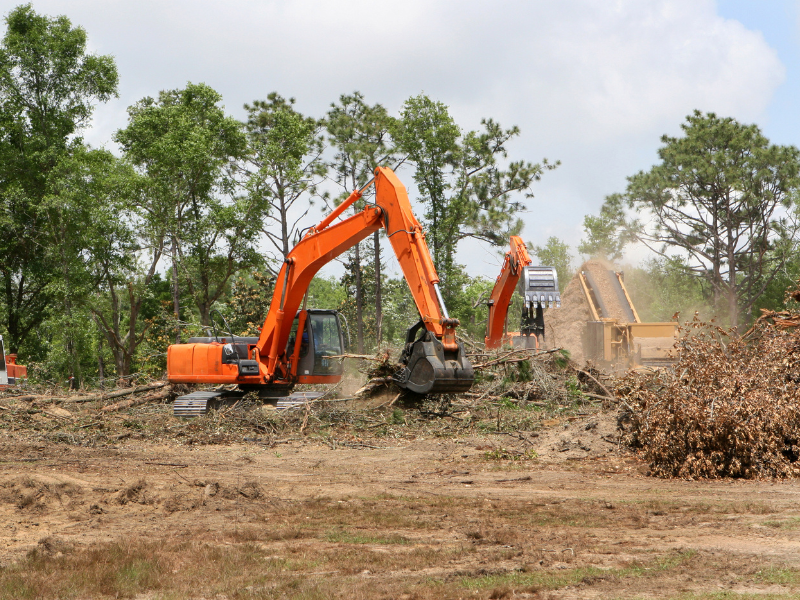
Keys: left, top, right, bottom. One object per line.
{"left": 99, "top": 390, "right": 172, "bottom": 413}
{"left": 67, "top": 382, "right": 169, "bottom": 403}
{"left": 354, "top": 377, "right": 392, "bottom": 397}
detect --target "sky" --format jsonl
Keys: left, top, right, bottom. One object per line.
{"left": 6, "top": 0, "right": 800, "bottom": 279}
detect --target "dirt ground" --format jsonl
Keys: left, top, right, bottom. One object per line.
{"left": 2, "top": 405, "right": 800, "bottom": 599}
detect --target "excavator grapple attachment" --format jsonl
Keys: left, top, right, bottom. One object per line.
{"left": 395, "top": 324, "right": 475, "bottom": 394}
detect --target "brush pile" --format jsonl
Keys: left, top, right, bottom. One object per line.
{"left": 617, "top": 305, "right": 800, "bottom": 479}
{"left": 465, "top": 347, "right": 611, "bottom": 407}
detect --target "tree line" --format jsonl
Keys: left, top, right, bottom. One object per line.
{"left": 3, "top": 5, "right": 798, "bottom": 387}
{"left": 0, "top": 5, "right": 557, "bottom": 385}
{"left": 580, "top": 110, "right": 800, "bottom": 327}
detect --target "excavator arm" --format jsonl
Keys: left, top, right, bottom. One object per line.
{"left": 168, "top": 167, "right": 473, "bottom": 395}
{"left": 484, "top": 236, "right": 562, "bottom": 350}
{"left": 485, "top": 236, "right": 532, "bottom": 349}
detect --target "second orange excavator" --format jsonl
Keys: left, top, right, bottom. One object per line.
{"left": 167, "top": 167, "right": 474, "bottom": 415}
{"left": 485, "top": 236, "right": 560, "bottom": 349}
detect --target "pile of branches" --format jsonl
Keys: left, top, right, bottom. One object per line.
{"left": 346, "top": 344, "right": 609, "bottom": 409}
{"left": 0, "top": 381, "right": 175, "bottom": 413}
{"left": 467, "top": 347, "right": 611, "bottom": 407}
{"left": 617, "top": 310, "right": 800, "bottom": 479}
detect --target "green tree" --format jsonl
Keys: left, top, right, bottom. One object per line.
{"left": 578, "top": 193, "right": 635, "bottom": 260}
{"left": 393, "top": 93, "right": 557, "bottom": 305}
{"left": 326, "top": 92, "right": 396, "bottom": 351}
{"left": 531, "top": 236, "right": 573, "bottom": 292}
{"left": 226, "top": 271, "right": 274, "bottom": 336}
{"left": 380, "top": 277, "right": 419, "bottom": 348}
{"left": 453, "top": 276, "right": 495, "bottom": 342}
{"left": 625, "top": 111, "right": 800, "bottom": 326}
{"left": 80, "top": 157, "right": 168, "bottom": 379}
{"left": 44, "top": 146, "right": 139, "bottom": 383}
{"left": 243, "top": 93, "right": 325, "bottom": 269}
{"left": 115, "top": 83, "right": 255, "bottom": 332}
{"left": 0, "top": 4, "right": 118, "bottom": 352}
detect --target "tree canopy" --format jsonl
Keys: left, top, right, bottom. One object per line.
{"left": 393, "top": 93, "right": 558, "bottom": 305}
{"left": 0, "top": 4, "right": 118, "bottom": 354}
{"left": 625, "top": 111, "right": 800, "bottom": 325}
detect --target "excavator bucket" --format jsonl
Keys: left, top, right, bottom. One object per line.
{"left": 518, "top": 266, "right": 561, "bottom": 308}
{"left": 394, "top": 322, "right": 475, "bottom": 394}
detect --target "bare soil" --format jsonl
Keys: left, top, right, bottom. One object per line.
{"left": 2, "top": 404, "right": 800, "bottom": 599}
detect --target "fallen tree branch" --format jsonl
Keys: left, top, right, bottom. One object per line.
{"left": 354, "top": 377, "right": 392, "bottom": 397}
{"left": 576, "top": 370, "right": 614, "bottom": 399}
{"left": 328, "top": 353, "right": 387, "bottom": 362}
{"left": 70, "top": 382, "right": 169, "bottom": 403}
{"left": 581, "top": 392, "right": 616, "bottom": 402}
{"left": 3, "top": 395, "right": 39, "bottom": 402}
{"left": 99, "top": 390, "right": 171, "bottom": 413}
{"left": 471, "top": 347, "right": 563, "bottom": 370}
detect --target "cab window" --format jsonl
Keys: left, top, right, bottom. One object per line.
{"left": 309, "top": 313, "right": 342, "bottom": 374}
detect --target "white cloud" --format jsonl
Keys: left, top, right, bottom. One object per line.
{"left": 14, "top": 0, "right": 787, "bottom": 276}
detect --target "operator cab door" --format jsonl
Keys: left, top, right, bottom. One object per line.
{"left": 286, "top": 309, "right": 345, "bottom": 382}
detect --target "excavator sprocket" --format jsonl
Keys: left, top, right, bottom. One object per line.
{"left": 395, "top": 330, "right": 474, "bottom": 395}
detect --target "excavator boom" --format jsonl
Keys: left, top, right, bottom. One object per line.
{"left": 485, "top": 236, "right": 561, "bottom": 350}
{"left": 167, "top": 167, "right": 473, "bottom": 397}
{"left": 485, "top": 236, "right": 531, "bottom": 349}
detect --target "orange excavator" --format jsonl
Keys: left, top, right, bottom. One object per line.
{"left": 168, "top": 167, "right": 474, "bottom": 415}
{"left": 484, "top": 236, "right": 560, "bottom": 350}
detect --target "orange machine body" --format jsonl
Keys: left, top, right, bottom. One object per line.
{"left": 167, "top": 342, "right": 241, "bottom": 385}
{"left": 6, "top": 355, "right": 26, "bottom": 382}
{"left": 167, "top": 167, "right": 471, "bottom": 394}
{"left": 485, "top": 236, "right": 532, "bottom": 349}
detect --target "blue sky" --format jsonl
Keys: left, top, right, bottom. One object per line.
{"left": 6, "top": 0, "right": 799, "bottom": 277}
{"left": 717, "top": 0, "right": 800, "bottom": 146}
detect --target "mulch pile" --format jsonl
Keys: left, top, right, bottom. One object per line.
{"left": 616, "top": 296, "right": 800, "bottom": 479}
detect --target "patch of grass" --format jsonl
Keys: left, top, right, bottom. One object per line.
{"left": 622, "top": 498, "right": 774, "bottom": 517}
{"left": 752, "top": 565, "right": 800, "bottom": 585}
{"left": 460, "top": 565, "right": 608, "bottom": 592}
{"left": 660, "top": 594, "right": 799, "bottom": 600}
{"left": 0, "top": 578, "right": 35, "bottom": 600}
{"left": 483, "top": 447, "right": 537, "bottom": 461}
{"left": 325, "top": 530, "right": 411, "bottom": 545}
{"left": 762, "top": 517, "right": 800, "bottom": 530}
{"left": 114, "top": 558, "right": 160, "bottom": 596}
{"left": 496, "top": 397, "right": 519, "bottom": 410}
{"left": 459, "top": 550, "right": 697, "bottom": 592}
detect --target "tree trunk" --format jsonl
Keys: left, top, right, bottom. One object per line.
{"left": 726, "top": 196, "right": 738, "bottom": 328}
{"left": 373, "top": 230, "right": 382, "bottom": 346}
{"left": 354, "top": 242, "right": 364, "bottom": 353}
{"left": 171, "top": 236, "right": 181, "bottom": 343}
{"left": 728, "top": 255, "right": 738, "bottom": 328}
{"left": 97, "top": 331, "right": 105, "bottom": 389}
{"left": 4, "top": 272, "right": 19, "bottom": 354}
{"left": 281, "top": 192, "right": 290, "bottom": 259}
{"left": 199, "top": 302, "right": 211, "bottom": 328}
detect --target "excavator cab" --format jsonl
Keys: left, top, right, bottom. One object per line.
{"left": 286, "top": 309, "right": 345, "bottom": 383}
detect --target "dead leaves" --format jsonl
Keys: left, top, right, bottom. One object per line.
{"left": 618, "top": 312, "right": 800, "bottom": 479}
